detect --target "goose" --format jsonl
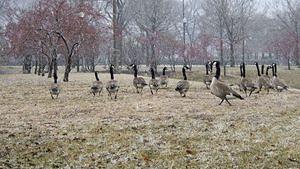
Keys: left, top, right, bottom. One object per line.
{"left": 203, "top": 61, "right": 212, "bottom": 89}
{"left": 91, "top": 71, "right": 103, "bottom": 96}
{"left": 49, "top": 69, "right": 60, "bottom": 99}
{"left": 239, "top": 63, "right": 257, "bottom": 96}
{"left": 160, "top": 67, "right": 168, "bottom": 88}
{"left": 106, "top": 64, "right": 119, "bottom": 99}
{"left": 149, "top": 68, "right": 160, "bottom": 94}
{"left": 210, "top": 61, "right": 244, "bottom": 106}
{"left": 129, "top": 64, "right": 147, "bottom": 93}
{"left": 255, "top": 62, "right": 272, "bottom": 93}
{"left": 271, "top": 63, "right": 288, "bottom": 92}
{"left": 175, "top": 65, "right": 190, "bottom": 97}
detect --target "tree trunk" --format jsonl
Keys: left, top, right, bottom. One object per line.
{"left": 220, "top": 39, "right": 224, "bottom": 66}
{"left": 229, "top": 42, "right": 235, "bottom": 67}
{"left": 48, "top": 59, "right": 53, "bottom": 78}
{"left": 34, "top": 58, "right": 38, "bottom": 74}
{"left": 288, "top": 58, "right": 291, "bottom": 70}
{"left": 91, "top": 55, "right": 95, "bottom": 72}
{"left": 76, "top": 56, "right": 80, "bottom": 72}
{"left": 63, "top": 55, "right": 72, "bottom": 82}
{"left": 38, "top": 57, "right": 41, "bottom": 76}
{"left": 23, "top": 55, "right": 32, "bottom": 74}
{"left": 295, "top": 35, "right": 299, "bottom": 66}
{"left": 150, "top": 41, "right": 157, "bottom": 73}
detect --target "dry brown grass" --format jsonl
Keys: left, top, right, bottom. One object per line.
{"left": 0, "top": 67, "right": 300, "bottom": 168}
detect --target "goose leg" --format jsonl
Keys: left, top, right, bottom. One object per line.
{"left": 150, "top": 89, "right": 153, "bottom": 95}
{"left": 225, "top": 97, "right": 232, "bottom": 106}
{"left": 51, "top": 94, "right": 54, "bottom": 99}
{"left": 219, "top": 99, "right": 224, "bottom": 105}
{"left": 249, "top": 90, "right": 253, "bottom": 97}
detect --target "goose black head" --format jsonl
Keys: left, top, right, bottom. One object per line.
{"left": 110, "top": 64, "right": 115, "bottom": 80}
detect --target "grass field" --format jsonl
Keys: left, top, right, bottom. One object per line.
{"left": 0, "top": 66, "right": 300, "bottom": 168}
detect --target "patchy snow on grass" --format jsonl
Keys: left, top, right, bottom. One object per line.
{"left": 0, "top": 72, "right": 299, "bottom": 168}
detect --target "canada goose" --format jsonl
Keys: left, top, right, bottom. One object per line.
{"left": 49, "top": 70, "right": 60, "bottom": 99}
{"left": 149, "top": 68, "right": 160, "bottom": 94}
{"left": 239, "top": 63, "right": 257, "bottom": 96}
{"left": 129, "top": 64, "right": 147, "bottom": 93}
{"left": 91, "top": 71, "right": 103, "bottom": 96}
{"left": 255, "top": 62, "right": 272, "bottom": 93}
{"left": 210, "top": 61, "right": 244, "bottom": 106}
{"left": 106, "top": 64, "right": 119, "bottom": 99}
{"left": 175, "top": 65, "right": 190, "bottom": 97}
{"left": 203, "top": 61, "right": 212, "bottom": 89}
{"left": 271, "top": 63, "right": 288, "bottom": 92}
{"left": 160, "top": 67, "right": 168, "bottom": 88}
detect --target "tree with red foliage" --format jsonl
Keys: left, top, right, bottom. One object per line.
{"left": 5, "top": 0, "right": 106, "bottom": 81}
{"left": 267, "top": 32, "right": 296, "bottom": 70}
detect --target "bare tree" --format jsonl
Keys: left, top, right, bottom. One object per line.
{"left": 275, "top": 0, "right": 300, "bottom": 66}
{"left": 220, "top": 0, "right": 255, "bottom": 67}
{"left": 133, "top": 0, "right": 175, "bottom": 72}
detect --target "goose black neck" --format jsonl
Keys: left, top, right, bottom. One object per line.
{"left": 274, "top": 64, "right": 277, "bottom": 75}
{"left": 272, "top": 65, "right": 276, "bottom": 77}
{"left": 95, "top": 72, "right": 99, "bottom": 81}
{"left": 255, "top": 63, "right": 261, "bottom": 76}
{"left": 242, "top": 63, "right": 246, "bottom": 78}
{"left": 53, "top": 71, "right": 58, "bottom": 84}
{"left": 205, "top": 63, "right": 209, "bottom": 75}
{"left": 266, "top": 66, "right": 270, "bottom": 76}
{"left": 261, "top": 65, "right": 265, "bottom": 74}
{"left": 182, "top": 67, "right": 187, "bottom": 80}
{"left": 110, "top": 66, "right": 114, "bottom": 80}
{"left": 151, "top": 68, "right": 155, "bottom": 79}
{"left": 133, "top": 65, "right": 137, "bottom": 78}
{"left": 215, "top": 62, "right": 221, "bottom": 80}
{"left": 239, "top": 64, "right": 243, "bottom": 77}
{"left": 162, "top": 68, "right": 166, "bottom": 75}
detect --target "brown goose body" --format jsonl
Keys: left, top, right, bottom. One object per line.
{"left": 255, "top": 62, "right": 272, "bottom": 93}
{"left": 160, "top": 67, "right": 168, "bottom": 88}
{"left": 271, "top": 63, "right": 288, "bottom": 92}
{"left": 239, "top": 63, "right": 257, "bottom": 96}
{"left": 49, "top": 66, "right": 60, "bottom": 99}
{"left": 175, "top": 66, "right": 190, "bottom": 97}
{"left": 49, "top": 83, "right": 60, "bottom": 99}
{"left": 106, "top": 65, "right": 119, "bottom": 99}
{"left": 210, "top": 61, "right": 244, "bottom": 106}
{"left": 91, "top": 72, "right": 103, "bottom": 96}
{"left": 149, "top": 68, "right": 160, "bottom": 94}
{"left": 130, "top": 64, "right": 147, "bottom": 93}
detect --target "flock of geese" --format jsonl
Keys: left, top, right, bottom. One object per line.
{"left": 49, "top": 61, "right": 288, "bottom": 106}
